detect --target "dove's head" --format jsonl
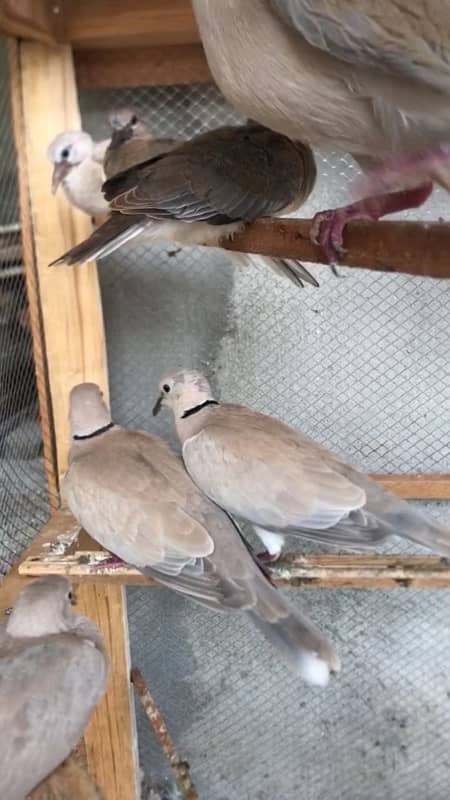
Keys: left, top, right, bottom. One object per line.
{"left": 6, "top": 576, "right": 76, "bottom": 638}
{"left": 108, "top": 107, "right": 148, "bottom": 137}
{"left": 153, "top": 369, "right": 215, "bottom": 418}
{"left": 47, "top": 130, "right": 94, "bottom": 193}
{"left": 69, "top": 382, "right": 112, "bottom": 439}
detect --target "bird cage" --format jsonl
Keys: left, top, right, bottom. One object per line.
{"left": 1, "top": 3, "right": 450, "bottom": 799}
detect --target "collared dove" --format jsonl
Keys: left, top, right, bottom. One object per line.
{"left": 155, "top": 369, "right": 450, "bottom": 562}
{"left": 0, "top": 575, "right": 108, "bottom": 800}
{"left": 49, "top": 121, "right": 319, "bottom": 289}
{"left": 192, "top": 0, "right": 450, "bottom": 262}
{"left": 63, "top": 382, "right": 340, "bottom": 686}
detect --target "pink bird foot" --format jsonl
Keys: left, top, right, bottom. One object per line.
{"left": 93, "top": 554, "right": 127, "bottom": 572}
{"left": 311, "top": 183, "right": 433, "bottom": 264}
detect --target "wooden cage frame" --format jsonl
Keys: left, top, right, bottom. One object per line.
{"left": 1, "top": 2, "right": 450, "bottom": 797}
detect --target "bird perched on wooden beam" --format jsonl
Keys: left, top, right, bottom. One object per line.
{"left": 0, "top": 576, "right": 108, "bottom": 800}
{"left": 50, "top": 120, "right": 319, "bottom": 289}
{"left": 155, "top": 369, "right": 450, "bottom": 563}
{"left": 64, "top": 382, "right": 339, "bottom": 686}
{"left": 192, "top": 0, "right": 450, "bottom": 263}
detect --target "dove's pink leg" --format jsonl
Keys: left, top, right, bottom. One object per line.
{"left": 356, "top": 145, "right": 450, "bottom": 197}
{"left": 311, "top": 183, "right": 433, "bottom": 265}
{"left": 93, "top": 554, "right": 127, "bottom": 572}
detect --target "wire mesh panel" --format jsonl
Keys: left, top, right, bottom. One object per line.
{"left": 77, "top": 81, "right": 450, "bottom": 799}
{"left": 0, "top": 39, "right": 48, "bottom": 575}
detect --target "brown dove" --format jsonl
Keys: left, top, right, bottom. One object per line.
{"left": 50, "top": 121, "right": 319, "bottom": 289}
{"left": 103, "top": 110, "right": 179, "bottom": 179}
{"left": 63, "top": 382, "right": 340, "bottom": 686}
{"left": 192, "top": 0, "right": 450, "bottom": 262}
{"left": 154, "top": 369, "right": 450, "bottom": 562}
{"left": 0, "top": 576, "right": 108, "bottom": 800}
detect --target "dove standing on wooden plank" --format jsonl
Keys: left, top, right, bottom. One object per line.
{"left": 63, "top": 382, "right": 339, "bottom": 686}
{"left": 192, "top": 0, "right": 450, "bottom": 263}
{"left": 0, "top": 576, "right": 108, "bottom": 800}
{"left": 50, "top": 121, "right": 319, "bottom": 289}
{"left": 155, "top": 369, "right": 450, "bottom": 562}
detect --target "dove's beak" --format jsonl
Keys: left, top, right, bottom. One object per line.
{"left": 51, "top": 161, "right": 72, "bottom": 194}
{"left": 152, "top": 394, "right": 163, "bottom": 416}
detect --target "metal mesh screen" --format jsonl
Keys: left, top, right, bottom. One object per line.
{"left": 78, "top": 82, "right": 450, "bottom": 799}
{"left": 0, "top": 39, "right": 48, "bottom": 575}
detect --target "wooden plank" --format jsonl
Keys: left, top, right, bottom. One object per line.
{"left": 8, "top": 38, "right": 59, "bottom": 506}
{"left": 223, "top": 218, "right": 450, "bottom": 279}
{"left": 374, "top": 474, "right": 450, "bottom": 499}
{"left": 19, "top": 549, "right": 450, "bottom": 590}
{"left": 16, "top": 41, "right": 139, "bottom": 800}
{"left": 75, "top": 43, "right": 211, "bottom": 89}
{"left": 19, "top": 41, "right": 108, "bottom": 479}
{"left": 0, "top": 0, "right": 59, "bottom": 44}
{"left": 62, "top": 0, "right": 199, "bottom": 49}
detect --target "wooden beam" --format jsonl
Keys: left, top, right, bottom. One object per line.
{"left": 0, "top": 0, "right": 59, "bottom": 44}
{"left": 15, "top": 40, "right": 139, "bottom": 800}
{"left": 19, "top": 549, "right": 450, "bottom": 590}
{"left": 224, "top": 218, "right": 450, "bottom": 279}
{"left": 62, "top": 0, "right": 200, "bottom": 49}
{"left": 374, "top": 474, "right": 450, "bottom": 499}
{"left": 75, "top": 43, "right": 211, "bottom": 89}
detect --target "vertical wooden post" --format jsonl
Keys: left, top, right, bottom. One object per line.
{"left": 9, "top": 39, "right": 139, "bottom": 799}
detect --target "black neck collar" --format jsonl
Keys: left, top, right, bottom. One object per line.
{"left": 73, "top": 421, "right": 115, "bottom": 441}
{"left": 181, "top": 400, "right": 219, "bottom": 419}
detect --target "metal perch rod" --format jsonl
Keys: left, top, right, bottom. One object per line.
{"left": 131, "top": 667, "right": 199, "bottom": 800}
{"left": 222, "top": 218, "right": 450, "bottom": 279}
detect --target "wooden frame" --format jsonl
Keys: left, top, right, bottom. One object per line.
{"left": 3, "top": 40, "right": 139, "bottom": 800}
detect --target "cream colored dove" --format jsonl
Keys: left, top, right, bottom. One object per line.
{"left": 50, "top": 121, "right": 319, "bottom": 289}
{"left": 0, "top": 575, "right": 108, "bottom": 800}
{"left": 47, "top": 130, "right": 110, "bottom": 217}
{"left": 155, "top": 369, "right": 450, "bottom": 562}
{"left": 63, "top": 382, "right": 339, "bottom": 686}
{"left": 192, "top": 0, "right": 450, "bottom": 262}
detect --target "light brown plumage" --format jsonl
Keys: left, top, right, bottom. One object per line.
{"left": 156, "top": 369, "right": 450, "bottom": 561}
{"left": 192, "top": 0, "right": 450, "bottom": 261}
{"left": 63, "top": 383, "right": 340, "bottom": 686}
{"left": 0, "top": 576, "right": 108, "bottom": 800}
{"left": 50, "top": 121, "right": 319, "bottom": 288}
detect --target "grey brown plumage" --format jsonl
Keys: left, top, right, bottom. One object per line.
{"left": 0, "top": 576, "right": 108, "bottom": 800}
{"left": 63, "top": 383, "right": 339, "bottom": 686}
{"left": 192, "top": 1, "right": 450, "bottom": 260}
{"left": 157, "top": 369, "right": 450, "bottom": 560}
{"left": 50, "top": 122, "right": 318, "bottom": 288}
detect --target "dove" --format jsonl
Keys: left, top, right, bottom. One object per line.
{"left": 154, "top": 369, "right": 450, "bottom": 562}
{"left": 49, "top": 121, "right": 319, "bottom": 289}
{"left": 103, "top": 111, "right": 179, "bottom": 179}
{"left": 47, "top": 130, "right": 110, "bottom": 217}
{"left": 192, "top": 0, "right": 450, "bottom": 262}
{"left": 0, "top": 575, "right": 108, "bottom": 800}
{"left": 63, "top": 382, "right": 340, "bottom": 686}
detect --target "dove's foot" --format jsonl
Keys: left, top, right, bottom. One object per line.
{"left": 311, "top": 183, "right": 433, "bottom": 265}
{"left": 94, "top": 554, "right": 127, "bottom": 572}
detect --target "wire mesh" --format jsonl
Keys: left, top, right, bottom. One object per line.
{"left": 77, "top": 81, "right": 450, "bottom": 799}
{"left": 0, "top": 39, "right": 48, "bottom": 575}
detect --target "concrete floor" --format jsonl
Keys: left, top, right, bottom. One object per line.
{"left": 78, "top": 84, "right": 450, "bottom": 799}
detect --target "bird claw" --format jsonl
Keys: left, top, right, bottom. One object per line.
{"left": 310, "top": 209, "right": 349, "bottom": 265}
{"left": 93, "top": 554, "right": 126, "bottom": 572}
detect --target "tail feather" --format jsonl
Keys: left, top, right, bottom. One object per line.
{"left": 234, "top": 252, "right": 319, "bottom": 288}
{"left": 49, "top": 213, "right": 147, "bottom": 266}
{"left": 248, "top": 576, "right": 340, "bottom": 686}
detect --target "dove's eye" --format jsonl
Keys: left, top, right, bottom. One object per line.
{"left": 61, "top": 148, "right": 70, "bottom": 159}
{"left": 163, "top": 384, "right": 171, "bottom": 393}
